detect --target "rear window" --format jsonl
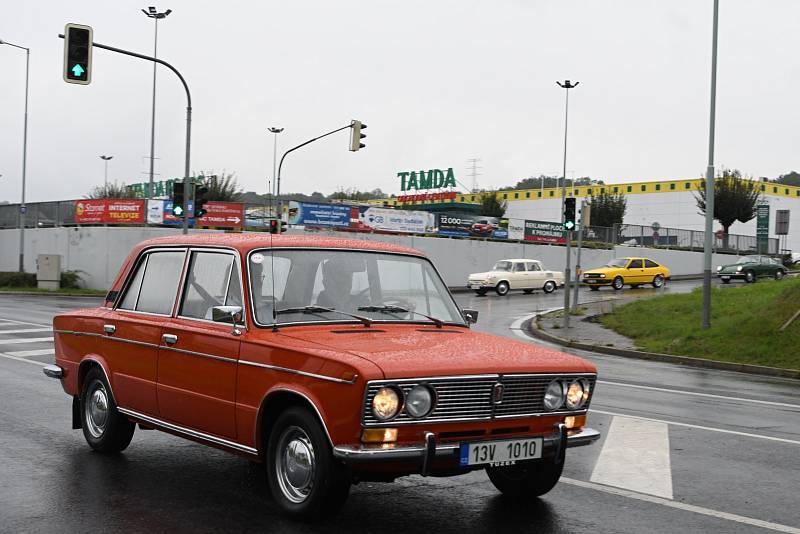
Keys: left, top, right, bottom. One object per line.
{"left": 118, "top": 250, "right": 186, "bottom": 315}
{"left": 644, "top": 259, "right": 659, "bottom": 268}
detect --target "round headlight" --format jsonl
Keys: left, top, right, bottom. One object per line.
{"left": 566, "top": 380, "right": 585, "bottom": 409}
{"left": 737, "top": 265, "right": 743, "bottom": 272}
{"left": 543, "top": 380, "right": 565, "bottom": 410}
{"left": 600, "top": 273, "right": 606, "bottom": 278}
{"left": 580, "top": 379, "right": 591, "bottom": 404}
{"left": 405, "top": 385, "right": 434, "bottom": 418}
{"left": 372, "top": 387, "right": 402, "bottom": 421}
{"left": 716, "top": 265, "right": 722, "bottom": 271}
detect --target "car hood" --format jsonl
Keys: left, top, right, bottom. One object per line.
{"left": 278, "top": 324, "right": 595, "bottom": 379}
{"left": 719, "top": 263, "right": 747, "bottom": 272}
{"left": 583, "top": 266, "right": 621, "bottom": 275}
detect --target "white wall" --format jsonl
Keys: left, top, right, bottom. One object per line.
{"left": 0, "top": 227, "right": 741, "bottom": 290}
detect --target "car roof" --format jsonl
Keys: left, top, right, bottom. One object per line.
{"left": 500, "top": 259, "right": 541, "bottom": 263}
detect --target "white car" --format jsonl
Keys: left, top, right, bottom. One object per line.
{"left": 467, "top": 259, "right": 565, "bottom": 296}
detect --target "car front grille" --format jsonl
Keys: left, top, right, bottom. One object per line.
{"left": 362, "top": 374, "right": 596, "bottom": 426}
{"left": 583, "top": 273, "right": 603, "bottom": 278}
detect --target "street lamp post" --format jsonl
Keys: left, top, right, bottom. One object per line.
{"left": 268, "top": 127, "right": 284, "bottom": 223}
{"left": 100, "top": 155, "right": 113, "bottom": 193}
{"left": 142, "top": 6, "right": 172, "bottom": 206}
{"left": 0, "top": 38, "right": 30, "bottom": 273}
{"left": 557, "top": 79, "right": 578, "bottom": 328}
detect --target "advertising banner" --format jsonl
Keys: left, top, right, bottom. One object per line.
{"left": 288, "top": 201, "right": 352, "bottom": 228}
{"left": 507, "top": 219, "right": 525, "bottom": 241}
{"left": 74, "top": 199, "right": 145, "bottom": 224}
{"left": 756, "top": 203, "right": 770, "bottom": 253}
{"left": 196, "top": 202, "right": 244, "bottom": 228}
{"left": 523, "top": 220, "right": 566, "bottom": 244}
{"left": 147, "top": 199, "right": 164, "bottom": 224}
{"left": 437, "top": 213, "right": 508, "bottom": 239}
{"left": 354, "top": 207, "right": 436, "bottom": 234}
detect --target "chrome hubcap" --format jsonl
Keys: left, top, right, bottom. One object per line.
{"left": 85, "top": 383, "right": 109, "bottom": 439}
{"left": 654, "top": 276, "right": 663, "bottom": 287}
{"left": 275, "top": 426, "right": 316, "bottom": 504}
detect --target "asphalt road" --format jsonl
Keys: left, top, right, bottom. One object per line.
{"left": 1, "top": 281, "right": 799, "bottom": 533}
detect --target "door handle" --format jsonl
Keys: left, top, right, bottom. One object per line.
{"left": 103, "top": 324, "right": 116, "bottom": 334}
{"left": 162, "top": 333, "right": 178, "bottom": 345}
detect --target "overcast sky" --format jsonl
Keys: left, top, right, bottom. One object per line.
{"left": 1, "top": 0, "right": 799, "bottom": 204}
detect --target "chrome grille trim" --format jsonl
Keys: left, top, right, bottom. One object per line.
{"left": 362, "top": 373, "right": 597, "bottom": 426}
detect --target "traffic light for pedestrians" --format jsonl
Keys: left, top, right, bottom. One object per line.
{"left": 195, "top": 184, "right": 209, "bottom": 218}
{"left": 564, "top": 197, "right": 576, "bottom": 231}
{"left": 350, "top": 120, "right": 367, "bottom": 152}
{"left": 63, "top": 23, "right": 93, "bottom": 85}
{"left": 172, "top": 181, "right": 186, "bottom": 217}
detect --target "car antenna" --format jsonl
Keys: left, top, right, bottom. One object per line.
{"left": 268, "top": 179, "right": 279, "bottom": 332}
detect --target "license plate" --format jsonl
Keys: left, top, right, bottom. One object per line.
{"left": 460, "top": 437, "right": 542, "bottom": 466}
{"left": 469, "top": 284, "right": 482, "bottom": 289}
{"left": 721, "top": 276, "right": 730, "bottom": 280}
{"left": 586, "top": 279, "right": 597, "bottom": 284}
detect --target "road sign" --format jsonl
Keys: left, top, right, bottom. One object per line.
{"left": 651, "top": 222, "right": 661, "bottom": 231}
{"left": 63, "top": 23, "right": 93, "bottom": 85}
{"left": 756, "top": 204, "right": 770, "bottom": 254}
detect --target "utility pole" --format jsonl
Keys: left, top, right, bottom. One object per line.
{"left": 268, "top": 127, "right": 284, "bottom": 225}
{"left": 557, "top": 80, "right": 579, "bottom": 328}
{"left": 702, "top": 0, "right": 719, "bottom": 329}
{"left": 466, "top": 158, "right": 482, "bottom": 193}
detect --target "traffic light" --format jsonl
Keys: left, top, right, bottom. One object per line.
{"left": 195, "top": 184, "right": 209, "bottom": 218}
{"left": 63, "top": 23, "right": 93, "bottom": 85}
{"left": 269, "top": 219, "right": 287, "bottom": 234}
{"left": 172, "top": 181, "right": 185, "bottom": 218}
{"left": 350, "top": 120, "right": 367, "bottom": 152}
{"left": 564, "top": 197, "right": 576, "bottom": 231}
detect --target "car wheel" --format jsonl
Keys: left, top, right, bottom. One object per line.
{"left": 611, "top": 276, "right": 624, "bottom": 290}
{"left": 652, "top": 274, "right": 665, "bottom": 288}
{"left": 495, "top": 281, "right": 510, "bottom": 296}
{"left": 542, "top": 280, "right": 556, "bottom": 294}
{"left": 266, "top": 407, "right": 350, "bottom": 521}
{"left": 775, "top": 270, "right": 785, "bottom": 280}
{"left": 745, "top": 271, "right": 756, "bottom": 283}
{"left": 486, "top": 454, "right": 565, "bottom": 498}
{"left": 475, "top": 289, "right": 488, "bottom": 296}
{"left": 80, "top": 367, "right": 135, "bottom": 453}
{"left": 589, "top": 286, "right": 600, "bottom": 291}
{"left": 523, "top": 289, "right": 534, "bottom": 294}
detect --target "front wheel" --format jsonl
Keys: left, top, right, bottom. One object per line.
{"left": 266, "top": 407, "right": 350, "bottom": 521}
{"left": 775, "top": 270, "right": 785, "bottom": 280}
{"left": 542, "top": 280, "right": 556, "bottom": 294}
{"left": 495, "top": 281, "right": 510, "bottom": 296}
{"left": 486, "top": 457, "right": 565, "bottom": 498}
{"left": 80, "top": 367, "right": 135, "bottom": 453}
{"left": 745, "top": 271, "right": 756, "bottom": 283}
{"left": 652, "top": 274, "right": 665, "bottom": 288}
{"left": 611, "top": 276, "right": 625, "bottom": 290}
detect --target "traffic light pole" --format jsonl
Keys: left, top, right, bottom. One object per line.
{"left": 572, "top": 201, "right": 585, "bottom": 310}
{"left": 58, "top": 34, "right": 192, "bottom": 234}
{"left": 557, "top": 80, "right": 578, "bottom": 329}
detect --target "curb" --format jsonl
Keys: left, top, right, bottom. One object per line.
{"left": 524, "top": 314, "right": 800, "bottom": 381}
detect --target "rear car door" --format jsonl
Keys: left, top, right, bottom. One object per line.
{"left": 644, "top": 259, "right": 661, "bottom": 282}
{"left": 104, "top": 248, "right": 186, "bottom": 416}
{"left": 526, "top": 261, "right": 544, "bottom": 287}
{"left": 157, "top": 248, "right": 244, "bottom": 439}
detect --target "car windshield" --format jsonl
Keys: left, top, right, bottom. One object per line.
{"left": 737, "top": 256, "right": 759, "bottom": 264}
{"left": 248, "top": 249, "right": 466, "bottom": 327}
{"left": 492, "top": 261, "right": 512, "bottom": 271}
{"left": 604, "top": 259, "right": 628, "bottom": 268}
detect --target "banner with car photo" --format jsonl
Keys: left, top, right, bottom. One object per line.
{"left": 436, "top": 213, "right": 508, "bottom": 239}
{"left": 354, "top": 206, "right": 436, "bottom": 234}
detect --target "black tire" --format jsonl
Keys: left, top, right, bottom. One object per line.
{"left": 486, "top": 455, "right": 565, "bottom": 498}
{"left": 523, "top": 289, "right": 534, "bottom": 294}
{"left": 80, "top": 367, "right": 135, "bottom": 453}
{"left": 266, "top": 407, "right": 350, "bottom": 521}
{"left": 611, "top": 276, "right": 625, "bottom": 290}
{"left": 495, "top": 281, "right": 510, "bottom": 296}
{"left": 745, "top": 270, "right": 756, "bottom": 283}
{"left": 775, "top": 270, "right": 785, "bottom": 280}
{"left": 652, "top": 274, "right": 665, "bottom": 288}
{"left": 542, "top": 280, "right": 556, "bottom": 294}
{"left": 721, "top": 278, "right": 731, "bottom": 284}
{"left": 589, "top": 286, "right": 600, "bottom": 291}
{"left": 475, "top": 289, "right": 488, "bottom": 296}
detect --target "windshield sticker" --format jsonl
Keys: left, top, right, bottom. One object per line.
{"left": 251, "top": 253, "right": 264, "bottom": 264}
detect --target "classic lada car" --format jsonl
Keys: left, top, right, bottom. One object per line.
{"left": 467, "top": 259, "right": 565, "bottom": 296}
{"left": 582, "top": 257, "right": 670, "bottom": 290}
{"left": 44, "top": 234, "right": 599, "bottom": 520}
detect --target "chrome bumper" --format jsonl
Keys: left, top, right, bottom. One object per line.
{"left": 333, "top": 425, "right": 600, "bottom": 474}
{"left": 42, "top": 365, "right": 64, "bottom": 379}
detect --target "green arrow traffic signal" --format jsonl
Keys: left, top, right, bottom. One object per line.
{"left": 71, "top": 64, "right": 85, "bottom": 76}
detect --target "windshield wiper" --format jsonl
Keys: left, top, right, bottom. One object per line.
{"left": 275, "top": 305, "right": 372, "bottom": 327}
{"left": 357, "top": 305, "right": 445, "bottom": 329}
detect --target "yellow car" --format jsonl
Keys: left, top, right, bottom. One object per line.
{"left": 582, "top": 257, "right": 670, "bottom": 291}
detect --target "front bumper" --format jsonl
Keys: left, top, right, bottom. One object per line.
{"left": 717, "top": 272, "right": 745, "bottom": 279}
{"left": 582, "top": 278, "right": 611, "bottom": 285}
{"left": 467, "top": 280, "right": 494, "bottom": 289}
{"left": 333, "top": 425, "right": 600, "bottom": 474}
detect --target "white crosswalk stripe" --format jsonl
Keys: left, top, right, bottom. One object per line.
{"left": 0, "top": 337, "right": 54, "bottom": 345}
{"left": 0, "top": 328, "right": 53, "bottom": 335}
{"left": 5, "top": 349, "right": 55, "bottom": 358}
{"left": 0, "top": 319, "right": 56, "bottom": 365}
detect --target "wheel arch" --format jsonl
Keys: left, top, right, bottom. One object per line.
{"left": 255, "top": 387, "right": 335, "bottom": 458}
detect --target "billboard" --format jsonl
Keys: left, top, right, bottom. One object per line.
{"left": 74, "top": 199, "right": 145, "bottom": 224}
{"left": 152, "top": 200, "right": 244, "bottom": 228}
{"left": 523, "top": 220, "right": 566, "bottom": 244}
{"left": 437, "top": 213, "right": 508, "bottom": 239}
{"left": 288, "top": 201, "right": 352, "bottom": 228}
{"left": 355, "top": 207, "right": 436, "bottom": 234}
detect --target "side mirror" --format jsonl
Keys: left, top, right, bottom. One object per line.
{"left": 462, "top": 309, "right": 479, "bottom": 324}
{"left": 212, "top": 305, "right": 244, "bottom": 335}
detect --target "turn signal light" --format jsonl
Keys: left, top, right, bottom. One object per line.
{"left": 564, "top": 415, "right": 587, "bottom": 429}
{"left": 361, "top": 428, "right": 398, "bottom": 444}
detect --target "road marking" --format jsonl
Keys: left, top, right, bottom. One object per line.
{"left": 6, "top": 349, "right": 55, "bottom": 358}
{"left": 561, "top": 477, "right": 800, "bottom": 533}
{"left": 590, "top": 416, "right": 673, "bottom": 498}
{"left": 0, "top": 337, "right": 55, "bottom": 345}
{"left": 598, "top": 380, "right": 800, "bottom": 409}
{"left": 0, "top": 328, "right": 53, "bottom": 335}
{"left": 0, "top": 317, "right": 51, "bottom": 327}
{"left": 0, "top": 352, "right": 48, "bottom": 366}
{"left": 591, "top": 409, "right": 800, "bottom": 446}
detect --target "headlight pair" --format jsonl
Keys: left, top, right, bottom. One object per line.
{"left": 543, "top": 379, "right": 590, "bottom": 411}
{"left": 372, "top": 385, "right": 434, "bottom": 421}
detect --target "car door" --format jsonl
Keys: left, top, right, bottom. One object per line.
{"left": 527, "top": 261, "right": 545, "bottom": 287}
{"left": 104, "top": 248, "right": 186, "bottom": 416}
{"left": 643, "top": 259, "right": 661, "bottom": 282}
{"left": 157, "top": 249, "right": 243, "bottom": 439}
{"left": 626, "top": 259, "right": 645, "bottom": 283}
{"left": 511, "top": 261, "right": 528, "bottom": 288}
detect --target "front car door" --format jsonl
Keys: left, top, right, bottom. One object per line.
{"left": 511, "top": 261, "right": 528, "bottom": 288}
{"left": 157, "top": 248, "right": 244, "bottom": 439}
{"left": 626, "top": 259, "right": 645, "bottom": 283}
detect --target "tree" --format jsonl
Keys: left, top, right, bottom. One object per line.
{"left": 198, "top": 172, "right": 242, "bottom": 201}
{"left": 479, "top": 191, "right": 506, "bottom": 217}
{"left": 505, "top": 175, "right": 604, "bottom": 190}
{"left": 775, "top": 171, "right": 800, "bottom": 187}
{"left": 695, "top": 168, "right": 760, "bottom": 248}
{"left": 85, "top": 182, "right": 138, "bottom": 199}
{"left": 589, "top": 189, "right": 627, "bottom": 229}
{"left": 328, "top": 187, "right": 385, "bottom": 201}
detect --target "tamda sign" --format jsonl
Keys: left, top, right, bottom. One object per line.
{"left": 398, "top": 168, "right": 457, "bottom": 192}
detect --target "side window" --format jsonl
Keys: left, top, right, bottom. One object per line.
{"left": 513, "top": 262, "right": 526, "bottom": 272}
{"left": 129, "top": 251, "right": 186, "bottom": 315}
{"left": 527, "top": 262, "right": 541, "bottom": 271}
{"left": 118, "top": 256, "right": 148, "bottom": 310}
{"left": 628, "top": 259, "right": 643, "bottom": 269}
{"left": 179, "top": 252, "right": 236, "bottom": 320}
{"left": 644, "top": 259, "right": 659, "bottom": 268}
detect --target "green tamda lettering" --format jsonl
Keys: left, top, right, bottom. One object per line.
{"left": 443, "top": 167, "right": 456, "bottom": 188}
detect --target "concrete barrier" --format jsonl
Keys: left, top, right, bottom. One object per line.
{"left": 0, "top": 226, "right": 741, "bottom": 290}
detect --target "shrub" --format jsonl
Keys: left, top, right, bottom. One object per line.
{"left": 0, "top": 272, "right": 37, "bottom": 287}
{"left": 60, "top": 270, "right": 84, "bottom": 289}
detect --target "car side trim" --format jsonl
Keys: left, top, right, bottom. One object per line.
{"left": 160, "top": 345, "right": 238, "bottom": 364}
{"left": 117, "top": 407, "right": 258, "bottom": 456}
{"left": 238, "top": 359, "right": 358, "bottom": 385}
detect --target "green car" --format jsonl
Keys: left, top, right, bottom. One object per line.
{"left": 716, "top": 255, "right": 786, "bottom": 284}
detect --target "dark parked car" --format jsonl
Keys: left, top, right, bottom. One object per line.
{"left": 716, "top": 255, "right": 785, "bottom": 283}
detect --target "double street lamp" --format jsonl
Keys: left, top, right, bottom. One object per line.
{"left": 142, "top": 6, "right": 172, "bottom": 202}
{"left": 268, "top": 127, "right": 284, "bottom": 222}
{"left": 100, "top": 155, "right": 113, "bottom": 193}
{"left": 556, "top": 79, "right": 579, "bottom": 328}
{"left": 0, "top": 38, "right": 30, "bottom": 273}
